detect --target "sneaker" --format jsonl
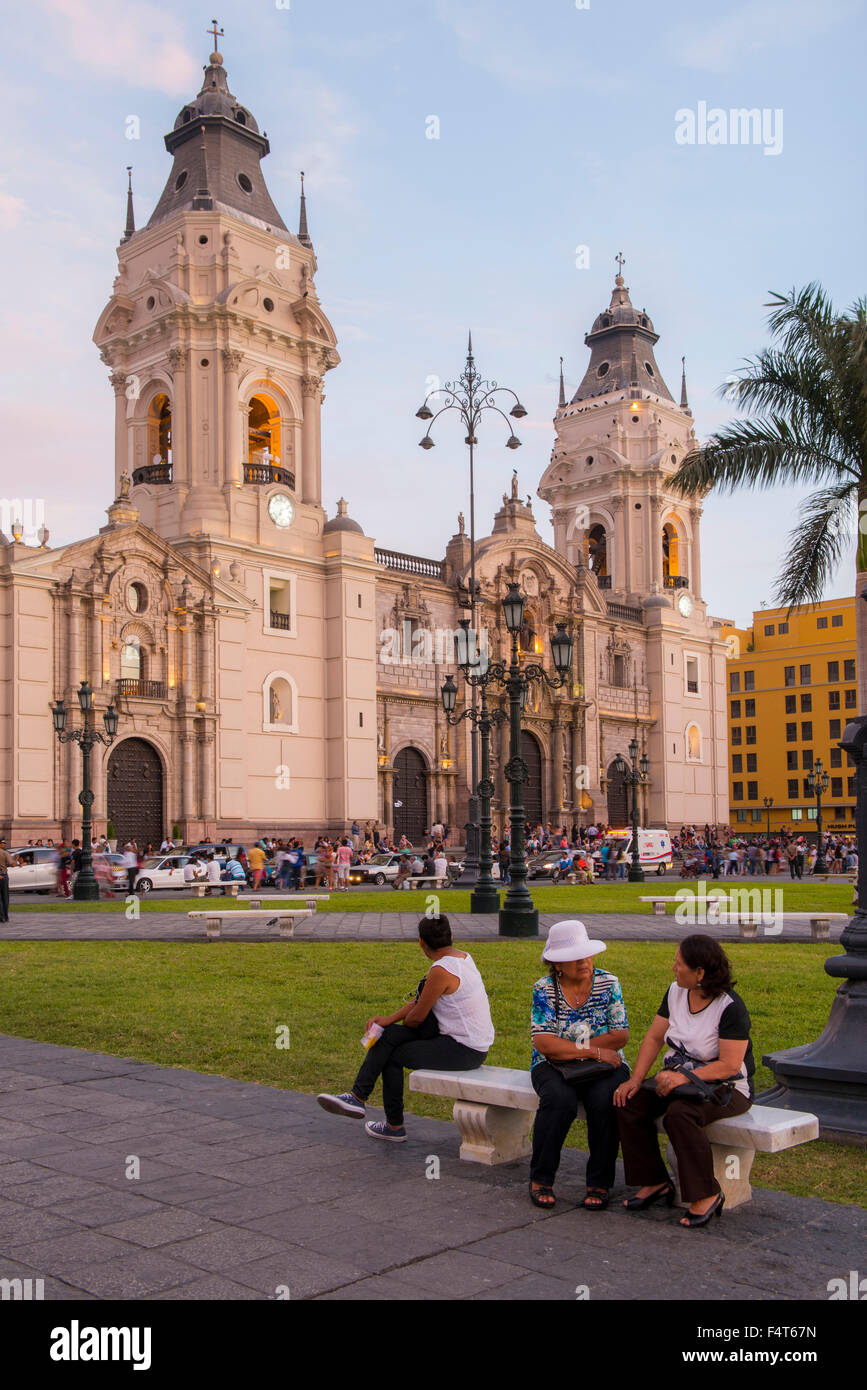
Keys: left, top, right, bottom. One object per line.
{"left": 365, "top": 1119, "right": 406, "bottom": 1142}
{"left": 316, "top": 1091, "right": 365, "bottom": 1118}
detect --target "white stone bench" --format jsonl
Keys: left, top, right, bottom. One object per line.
{"left": 408, "top": 1065, "right": 818, "bottom": 1208}
{"left": 191, "top": 881, "right": 241, "bottom": 898}
{"left": 187, "top": 908, "right": 312, "bottom": 940}
{"left": 638, "top": 897, "right": 847, "bottom": 940}
{"left": 395, "top": 876, "right": 449, "bottom": 890}
{"left": 247, "top": 895, "right": 329, "bottom": 912}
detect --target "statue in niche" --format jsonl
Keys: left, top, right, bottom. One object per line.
{"left": 119, "top": 470, "right": 131, "bottom": 499}
{"left": 440, "top": 731, "right": 448, "bottom": 758}
{"left": 270, "top": 686, "right": 282, "bottom": 722}
{"left": 377, "top": 728, "right": 387, "bottom": 757}
{"left": 510, "top": 470, "right": 519, "bottom": 501}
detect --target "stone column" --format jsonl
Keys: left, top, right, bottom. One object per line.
{"left": 109, "top": 371, "right": 130, "bottom": 486}
{"left": 611, "top": 496, "right": 625, "bottom": 591}
{"left": 181, "top": 731, "right": 196, "bottom": 821}
{"left": 200, "top": 732, "right": 216, "bottom": 829}
{"left": 689, "top": 504, "right": 702, "bottom": 595}
{"left": 223, "top": 350, "right": 244, "bottom": 487}
{"left": 651, "top": 498, "right": 663, "bottom": 589}
{"left": 199, "top": 607, "right": 216, "bottom": 706}
{"left": 167, "top": 348, "right": 188, "bottom": 485}
{"left": 382, "top": 768, "right": 394, "bottom": 839}
{"left": 301, "top": 374, "right": 322, "bottom": 506}
{"left": 89, "top": 595, "right": 103, "bottom": 692}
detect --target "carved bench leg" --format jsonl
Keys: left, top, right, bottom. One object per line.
{"left": 278, "top": 917, "right": 294, "bottom": 940}
{"left": 452, "top": 1101, "right": 533, "bottom": 1165}
{"left": 665, "top": 1138, "right": 755, "bottom": 1209}
{"left": 810, "top": 918, "right": 830, "bottom": 941}
{"left": 205, "top": 918, "right": 221, "bottom": 940}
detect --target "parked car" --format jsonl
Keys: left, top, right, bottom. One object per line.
{"left": 352, "top": 853, "right": 404, "bottom": 886}
{"left": 7, "top": 846, "right": 59, "bottom": 894}
{"left": 92, "top": 853, "right": 129, "bottom": 893}
{"left": 526, "top": 850, "right": 565, "bottom": 881}
{"left": 134, "top": 853, "right": 200, "bottom": 894}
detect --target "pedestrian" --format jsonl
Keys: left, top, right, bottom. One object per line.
{"left": 248, "top": 841, "right": 266, "bottom": 891}
{"left": 122, "top": 841, "right": 138, "bottom": 895}
{"left": 0, "top": 837, "right": 11, "bottom": 922}
{"left": 335, "top": 837, "right": 353, "bottom": 893}
{"left": 351, "top": 821, "right": 361, "bottom": 852}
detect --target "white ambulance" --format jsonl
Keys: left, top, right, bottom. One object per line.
{"left": 608, "top": 828, "right": 672, "bottom": 876}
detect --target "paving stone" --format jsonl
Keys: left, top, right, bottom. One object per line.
{"left": 160, "top": 1226, "right": 287, "bottom": 1272}
{"left": 388, "top": 1249, "right": 529, "bottom": 1297}
{"left": 98, "top": 1209, "right": 225, "bottom": 1248}
{"left": 5, "top": 1175, "right": 105, "bottom": 1208}
{"left": 189, "top": 1186, "right": 308, "bottom": 1224}
{"left": 229, "top": 1247, "right": 368, "bottom": 1298}
{"left": 49, "top": 1192, "right": 166, "bottom": 1227}
{"left": 63, "top": 1250, "right": 203, "bottom": 1299}
{"left": 9, "top": 1229, "right": 142, "bottom": 1274}
{"left": 470, "top": 1270, "right": 588, "bottom": 1300}
{"left": 316, "top": 1273, "right": 451, "bottom": 1301}
{"left": 144, "top": 1275, "right": 267, "bottom": 1300}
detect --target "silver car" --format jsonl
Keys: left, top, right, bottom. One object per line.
{"left": 8, "top": 847, "right": 59, "bottom": 894}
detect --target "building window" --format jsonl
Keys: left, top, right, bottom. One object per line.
{"left": 834, "top": 806, "right": 847, "bottom": 821}
{"left": 791, "top": 807, "right": 802, "bottom": 820}
{"left": 735, "top": 810, "right": 747, "bottom": 823}
{"left": 612, "top": 653, "right": 627, "bottom": 687}
{"left": 745, "top": 698, "right": 756, "bottom": 717}
{"left": 147, "top": 392, "right": 172, "bottom": 464}
{"left": 750, "top": 809, "right": 762, "bottom": 822}
{"left": 803, "top": 778, "right": 813, "bottom": 798}
{"left": 744, "top": 670, "right": 755, "bottom": 691}
{"left": 786, "top": 722, "right": 797, "bottom": 742}
{"left": 832, "top": 614, "right": 843, "bottom": 627}
{"left": 264, "top": 569, "right": 297, "bottom": 637}
{"left": 786, "top": 750, "right": 798, "bottom": 770}
{"left": 828, "top": 660, "right": 840, "bottom": 682}
{"left": 800, "top": 664, "right": 811, "bottom": 685}
{"left": 745, "top": 725, "right": 756, "bottom": 744}
{"left": 807, "top": 807, "right": 817, "bottom": 820}
{"left": 730, "top": 672, "right": 741, "bottom": 693}
{"left": 248, "top": 393, "right": 283, "bottom": 467}
{"left": 787, "top": 779, "right": 799, "bottom": 798}
{"left": 120, "top": 638, "right": 142, "bottom": 681}
{"left": 764, "top": 624, "right": 775, "bottom": 635}
{"left": 732, "top": 782, "right": 743, "bottom": 801}
{"left": 785, "top": 695, "right": 796, "bottom": 714}
{"left": 829, "top": 690, "right": 840, "bottom": 710}
{"left": 730, "top": 700, "right": 741, "bottom": 719}
{"left": 830, "top": 719, "right": 842, "bottom": 739}
{"left": 830, "top": 747, "right": 843, "bottom": 768}
{"left": 784, "top": 666, "right": 796, "bottom": 686}
{"left": 845, "top": 688, "right": 857, "bottom": 708}
{"left": 844, "top": 659, "right": 856, "bottom": 681}
{"left": 801, "top": 721, "right": 813, "bottom": 740}
{"left": 587, "top": 523, "right": 609, "bottom": 578}
{"left": 731, "top": 726, "right": 742, "bottom": 746}
{"left": 746, "top": 753, "right": 757, "bottom": 772}
{"left": 746, "top": 781, "right": 758, "bottom": 801}
{"left": 817, "top": 616, "right": 828, "bottom": 629}
{"left": 263, "top": 671, "right": 299, "bottom": 733}
{"left": 831, "top": 777, "right": 843, "bottom": 798}
{"left": 800, "top": 694, "right": 812, "bottom": 713}
{"left": 685, "top": 656, "right": 699, "bottom": 694}
{"left": 732, "top": 754, "right": 743, "bottom": 773}
{"left": 802, "top": 750, "right": 813, "bottom": 770}
{"left": 848, "top": 776, "right": 855, "bottom": 797}
{"left": 778, "top": 622, "right": 789, "bottom": 634}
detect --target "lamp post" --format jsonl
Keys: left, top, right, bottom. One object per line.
{"left": 763, "top": 796, "right": 774, "bottom": 839}
{"left": 51, "top": 681, "right": 119, "bottom": 901}
{"left": 416, "top": 336, "right": 526, "bottom": 887}
{"left": 806, "top": 758, "right": 830, "bottom": 873}
{"left": 613, "top": 738, "right": 649, "bottom": 883}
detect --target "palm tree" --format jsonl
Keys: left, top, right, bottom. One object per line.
{"left": 671, "top": 282, "right": 867, "bottom": 691}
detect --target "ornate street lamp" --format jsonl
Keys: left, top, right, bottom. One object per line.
{"left": 763, "top": 795, "right": 774, "bottom": 839}
{"left": 52, "top": 680, "right": 120, "bottom": 900}
{"left": 806, "top": 758, "right": 830, "bottom": 873}
{"left": 614, "top": 737, "right": 650, "bottom": 883}
{"left": 444, "top": 584, "right": 572, "bottom": 932}
{"left": 762, "top": 718, "right": 867, "bottom": 1141}
{"left": 416, "top": 335, "right": 527, "bottom": 887}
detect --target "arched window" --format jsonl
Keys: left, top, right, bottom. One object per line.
{"left": 588, "top": 523, "right": 608, "bottom": 577}
{"left": 147, "top": 393, "right": 172, "bottom": 464}
{"left": 263, "top": 671, "right": 299, "bottom": 733}
{"left": 662, "top": 521, "right": 680, "bottom": 583}
{"left": 120, "top": 639, "right": 142, "bottom": 682}
{"left": 248, "top": 393, "right": 282, "bottom": 466}
{"left": 686, "top": 724, "right": 702, "bottom": 761}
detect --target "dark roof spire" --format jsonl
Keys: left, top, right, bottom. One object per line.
{"left": 558, "top": 356, "right": 566, "bottom": 407}
{"left": 680, "top": 355, "right": 690, "bottom": 411}
{"left": 121, "top": 166, "right": 135, "bottom": 242}
{"left": 297, "top": 170, "right": 312, "bottom": 248}
{"left": 191, "top": 124, "right": 214, "bottom": 210}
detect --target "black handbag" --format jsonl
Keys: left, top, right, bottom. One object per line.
{"left": 642, "top": 1040, "right": 741, "bottom": 1104}
{"left": 547, "top": 974, "right": 616, "bottom": 1085}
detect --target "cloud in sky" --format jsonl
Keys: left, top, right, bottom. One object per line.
{"left": 433, "top": 0, "right": 625, "bottom": 91}
{"left": 675, "top": 0, "right": 862, "bottom": 73}
{"left": 268, "top": 76, "right": 362, "bottom": 204}
{"left": 35, "top": 0, "right": 197, "bottom": 94}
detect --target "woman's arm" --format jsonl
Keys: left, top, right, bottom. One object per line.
{"left": 613, "top": 1014, "right": 668, "bottom": 1105}
{"left": 691, "top": 1037, "right": 748, "bottom": 1082}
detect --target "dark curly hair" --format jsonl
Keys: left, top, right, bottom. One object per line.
{"left": 419, "top": 915, "right": 452, "bottom": 951}
{"left": 680, "top": 934, "right": 735, "bottom": 997}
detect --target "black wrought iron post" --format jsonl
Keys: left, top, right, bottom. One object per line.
{"left": 614, "top": 738, "right": 649, "bottom": 883}
{"left": 807, "top": 758, "right": 829, "bottom": 873}
{"left": 417, "top": 337, "right": 525, "bottom": 889}
{"left": 52, "top": 681, "right": 119, "bottom": 902}
{"left": 441, "top": 657, "right": 507, "bottom": 915}
{"left": 763, "top": 795, "right": 774, "bottom": 839}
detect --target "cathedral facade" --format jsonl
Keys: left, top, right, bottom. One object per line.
{"left": 0, "top": 46, "right": 729, "bottom": 849}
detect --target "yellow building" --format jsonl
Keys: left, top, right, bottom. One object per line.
{"left": 722, "top": 599, "right": 858, "bottom": 834}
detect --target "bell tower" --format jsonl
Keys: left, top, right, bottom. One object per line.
{"left": 539, "top": 264, "right": 706, "bottom": 617}
{"left": 93, "top": 34, "right": 339, "bottom": 550}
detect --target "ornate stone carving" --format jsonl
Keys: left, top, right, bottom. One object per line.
{"left": 167, "top": 347, "right": 187, "bottom": 372}
{"left": 222, "top": 349, "right": 245, "bottom": 373}
{"left": 301, "top": 374, "right": 321, "bottom": 398}
{"left": 109, "top": 370, "right": 128, "bottom": 395}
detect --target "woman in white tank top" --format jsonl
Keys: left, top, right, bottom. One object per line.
{"left": 317, "top": 914, "right": 494, "bottom": 1142}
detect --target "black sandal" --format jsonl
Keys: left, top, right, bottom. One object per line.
{"left": 529, "top": 1182, "right": 556, "bottom": 1208}
{"left": 581, "top": 1187, "right": 609, "bottom": 1210}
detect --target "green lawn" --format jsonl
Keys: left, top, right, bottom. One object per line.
{"left": 10, "top": 879, "right": 855, "bottom": 915}
{"left": 0, "top": 938, "right": 861, "bottom": 1207}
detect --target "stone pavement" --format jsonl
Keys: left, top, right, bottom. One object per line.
{"left": 0, "top": 1034, "right": 861, "bottom": 1301}
{"left": 0, "top": 909, "right": 846, "bottom": 943}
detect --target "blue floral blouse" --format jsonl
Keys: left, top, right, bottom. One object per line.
{"left": 531, "top": 970, "right": 628, "bottom": 1070}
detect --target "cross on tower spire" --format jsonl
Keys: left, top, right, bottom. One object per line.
{"left": 208, "top": 18, "right": 224, "bottom": 51}
{"left": 615, "top": 251, "right": 626, "bottom": 281}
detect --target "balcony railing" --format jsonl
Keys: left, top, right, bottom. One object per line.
{"left": 132, "top": 462, "right": 172, "bottom": 485}
{"left": 116, "top": 679, "right": 167, "bottom": 700}
{"left": 243, "top": 463, "right": 295, "bottom": 488}
{"left": 687, "top": 679, "right": 699, "bottom": 693}
{"left": 269, "top": 610, "right": 292, "bottom": 630}
{"left": 607, "top": 602, "right": 643, "bottom": 624}
{"left": 663, "top": 574, "right": 689, "bottom": 589}
{"left": 375, "top": 547, "right": 447, "bottom": 580}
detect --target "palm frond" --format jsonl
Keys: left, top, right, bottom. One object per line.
{"left": 671, "top": 418, "right": 858, "bottom": 499}
{"left": 773, "top": 482, "right": 856, "bottom": 609}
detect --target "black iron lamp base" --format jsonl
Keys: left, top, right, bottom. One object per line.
{"left": 470, "top": 886, "right": 501, "bottom": 914}
{"left": 498, "top": 906, "right": 539, "bottom": 938}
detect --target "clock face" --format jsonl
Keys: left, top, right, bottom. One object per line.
{"left": 268, "top": 493, "right": 295, "bottom": 528}
{"left": 678, "top": 592, "right": 694, "bottom": 618}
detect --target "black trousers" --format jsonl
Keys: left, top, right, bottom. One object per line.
{"left": 617, "top": 1084, "right": 752, "bottom": 1203}
{"left": 530, "top": 1059, "right": 630, "bottom": 1190}
{"left": 0, "top": 874, "right": 8, "bottom": 922}
{"left": 351, "top": 1018, "right": 487, "bottom": 1126}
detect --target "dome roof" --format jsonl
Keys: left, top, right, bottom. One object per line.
{"left": 323, "top": 498, "right": 363, "bottom": 534}
{"left": 173, "top": 53, "right": 259, "bottom": 133}
{"left": 569, "top": 274, "right": 675, "bottom": 405}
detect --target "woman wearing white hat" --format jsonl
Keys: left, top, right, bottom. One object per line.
{"left": 529, "top": 920, "right": 630, "bottom": 1210}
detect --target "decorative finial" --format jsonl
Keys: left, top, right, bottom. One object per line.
{"left": 510, "top": 469, "right": 519, "bottom": 502}
{"left": 297, "top": 171, "right": 312, "bottom": 248}
{"left": 467, "top": 330, "right": 473, "bottom": 359}
{"left": 558, "top": 356, "right": 566, "bottom": 408}
{"left": 615, "top": 251, "right": 625, "bottom": 285}
{"left": 121, "top": 166, "right": 135, "bottom": 242}
{"left": 192, "top": 125, "right": 214, "bottom": 210}
{"left": 208, "top": 18, "right": 224, "bottom": 61}
{"left": 337, "top": 497, "right": 348, "bottom": 516}
{"left": 680, "top": 355, "right": 690, "bottom": 411}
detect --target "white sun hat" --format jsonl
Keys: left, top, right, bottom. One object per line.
{"left": 541, "top": 919, "right": 607, "bottom": 962}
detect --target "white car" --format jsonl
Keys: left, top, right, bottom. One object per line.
{"left": 133, "top": 853, "right": 202, "bottom": 894}
{"left": 8, "top": 847, "right": 59, "bottom": 893}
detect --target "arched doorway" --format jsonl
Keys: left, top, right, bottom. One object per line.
{"left": 393, "top": 747, "right": 428, "bottom": 846}
{"left": 606, "top": 758, "right": 629, "bottom": 828}
{"left": 521, "top": 731, "right": 543, "bottom": 833}
{"left": 107, "top": 739, "right": 164, "bottom": 851}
